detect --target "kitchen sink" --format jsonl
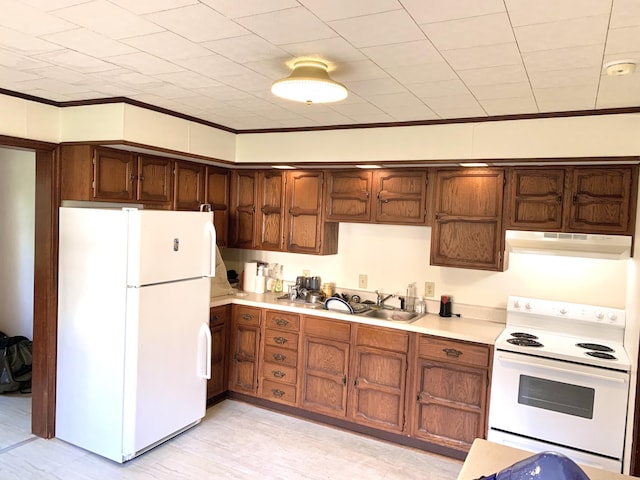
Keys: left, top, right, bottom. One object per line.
{"left": 358, "top": 308, "right": 422, "bottom": 323}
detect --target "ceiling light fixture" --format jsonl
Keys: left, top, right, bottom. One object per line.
{"left": 459, "top": 162, "right": 489, "bottom": 167}
{"left": 356, "top": 164, "right": 382, "bottom": 169}
{"left": 271, "top": 60, "right": 348, "bottom": 105}
{"left": 604, "top": 60, "right": 636, "bottom": 76}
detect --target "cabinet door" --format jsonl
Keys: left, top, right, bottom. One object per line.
{"left": 174, "top": 161, "right": 205, "bottom": 211}
{"left": 228, "top": 306, "right": 261, "bottom": 395}
{"left": 207, "top": 305, "right": 229, "bottom": 400}
{"left": 229, "top": 170, "right": 258, "bottom": 248}
{"left": 325, "top": 170, "right": 373, "bottom": 222}
{"left": 206, "top": 167, "right": 230, "bottom": 247}
{"left": 93, "top": 147, "right": 136, "bottom": 200}
{"left": 568, "top": 167, "right": 635, "bottom": 234}
{"left": 375, "top": 170, "right": 428, "bottom": 224}
{"left": 349, "top": 345, "right": 407, "bottom": 433}
{"left": 136, "top": 155, "right": 173, "bottom": 205}
{"left": 412, "top": 358, "right": 487, "bottom": 452}
{"left": 505, "top": 168, "right": 564, "bottom": 230}
{"left": 257, "top": 171, "right": 285, "bottom": 250}
{"left": 431, "top": 169, "right": 505, "bottom": 271}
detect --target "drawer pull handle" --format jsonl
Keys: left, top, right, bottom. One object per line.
{"left": 273, "top": 353, "right": 287, "bottom": 362}
{"left": 241, "top": 313, "right": 254, "bottom": 321}
{"left": 274, "top": 336, "right": 288, "bottom": 345}
{"left": 275, "top": 318, "right": 289, "bottom": 327}
{"left": 272, "top": 370, "right": 286, "bottom": 379}
{"left": 443, "top": 348, "right": 462, "bottom": 358}
{"left": 272, "top": 389, "right": 285, "bottom": 398}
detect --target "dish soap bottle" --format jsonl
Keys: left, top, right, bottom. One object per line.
{"left": 274, "top": 265, "right": 283, "bottom": 293}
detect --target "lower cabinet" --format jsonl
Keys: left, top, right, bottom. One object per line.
{"left": 207, "top": 305, "right": 229, "bottom": 400}
{"left": 410, "top": 335, "right": 491, "bottom": 452}
{"left": 228, "top": 305, "right": 262, "bottom": 395}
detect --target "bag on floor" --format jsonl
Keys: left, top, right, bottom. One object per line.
{"left": 0, "top": 331, "right": 33, "bottom": 394}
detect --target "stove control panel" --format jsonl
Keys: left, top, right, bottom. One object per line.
{"left": 508, "top": 296, "right": 626, "bottom": 327}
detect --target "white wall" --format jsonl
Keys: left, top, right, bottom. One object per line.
{"left": 0, "top": 148, "right": 35, "bottom": 339}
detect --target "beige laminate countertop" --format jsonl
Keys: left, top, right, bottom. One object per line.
{"left": 458, "top": 439, "right": 635, "bottom": 480}
{"left": 210, "top": 291, "right": 504, "bottom": 345}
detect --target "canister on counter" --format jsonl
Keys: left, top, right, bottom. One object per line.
{"left": 321, "top": 282, "right": 335, "bottom": 298}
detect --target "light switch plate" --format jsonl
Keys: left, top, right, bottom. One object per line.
{"left": 359, "top": 274, "right": 368, "bottom": 289}
{"left": 424, "top": 281, "right": 435, "bottom": 298}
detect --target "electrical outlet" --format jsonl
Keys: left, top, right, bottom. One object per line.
{"left": 358, "top": 274, "right": 368, "bottom": 289}
{"left": 424, "top": 281, "right": 435, "bottom": 298}
{"left": 303, "top": 269, "right": 310, "bottom": 277}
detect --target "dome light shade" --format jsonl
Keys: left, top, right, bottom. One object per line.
{"left": 271, "top": 60, "right": 347, "bottom": 104}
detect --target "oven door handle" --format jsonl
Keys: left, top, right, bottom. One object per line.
{"left": 497, "top": 355, "right": 628, "bottom": 384}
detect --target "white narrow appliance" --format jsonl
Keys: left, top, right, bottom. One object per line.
{"left": 488, "top": 296, "right": 630, "bottom": 473}
{"left": 56, "top": 207, "right": 216, "bottom": 463}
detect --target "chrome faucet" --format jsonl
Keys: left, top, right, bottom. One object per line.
{"left": 375, "top": 290, "right": 394, "bottom": 307}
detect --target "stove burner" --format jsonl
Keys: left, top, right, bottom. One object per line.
{"left": 585, "top": 351, "right": 617, "bottom": 360}
{"left": 576, "top": 343, "right": 614, "bottom": 352}
{"left": 510, "top": 332, "right": 539, "bottom": 340}
{"left": 507, "top": 338, "right": 543, "bottom": 347}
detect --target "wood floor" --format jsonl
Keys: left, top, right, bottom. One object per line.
{"left": 0, "top": 395, "right": 462, "bottom": 479}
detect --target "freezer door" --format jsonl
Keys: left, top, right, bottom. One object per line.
{"left": 122, "top": 278, "right": 210, "bottom": 457}
{"left": 127, "top": 209, "right": 215, "bottom": 286}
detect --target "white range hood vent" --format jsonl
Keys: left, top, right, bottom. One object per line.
{"left": 505, "top": 230, "right": 632, "bottom": 260}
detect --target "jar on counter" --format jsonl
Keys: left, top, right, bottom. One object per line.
{"left": 415, "top": 297, "right": 426, "bottom": 314}
{"left": 321, "top": 282, "right": 335, "bottom": 298}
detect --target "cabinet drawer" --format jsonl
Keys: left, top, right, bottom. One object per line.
{"left": 263, "top": 362, "right": 297, "bottom": 385}
{"left": 418, "top": 336, "right": 489, "bottom": 368}
{"left": 210, "top": 305, "right": 229, "bottom": 326}
{"left": 355, "top": 325, "right": 409, "bottom": 353}
{"left": 262, "top": 380, "right": 296, "bottom": 404}
{"left": 265, "top": 329, "right": 298, "bottom": 350}
{"left": 265, "top": 310, "right": 300, "bottom": 331}
{"left": 264, "top": 345, "right": 297, "bottom": 367}
{"left": 233, "top": 305, "right": 261, "bottom": 326}
{"left": 303, "top": 316, "right": 351, "bottom": 342}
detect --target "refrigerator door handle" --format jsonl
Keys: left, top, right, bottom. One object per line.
{"left": 206, "top": 221, "right": 216, "bottom": 278}
{"left": 200, "top": 323, "right": 212, "bottom": 379}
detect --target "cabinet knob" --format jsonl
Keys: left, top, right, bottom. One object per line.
{"left": 241, "top": 313, "right": 254, "bottom": 321}
{"left": 273, "top": 336, "right": 288, "bottom": 345}
{"left": 557, "top": 195, "right": 562, "bottom": 203}
{"left": 130, "top": 173, "right": 136, "bottom": 182}
{"left": 273, "top": 353, "right": 287, "bottom": 362}
{"left": 275, "top": 318, "right": 289, "bottom": 327}
{"left": 139, "top": 174, "right": 144, "bottom": 181}
{"left": 272, "top": 370, "right": 286, "bottom": 379}
{"left": 443, "top": 348, "right": 462, "bottom": 358}
{"left": 271, "top": 389, "right": 285, "bottom": 398}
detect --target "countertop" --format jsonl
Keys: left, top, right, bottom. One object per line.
{"left": 458, "top": 439, "right": 636, "bottom": 480}
{"left": 210, "top": 291, "right": 504, "bottom": 345}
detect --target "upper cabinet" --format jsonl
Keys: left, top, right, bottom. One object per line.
{"left": 173, "top": 161, "right": 205, "bottom": 211}
{"left": 137, "top": 155, "right": 173, "bottom": 205}
{"left": 326, "top": 169, "right": 428, "bottom": 225}
{"left": 93, "top": 147, "right": 137, "bottom": 201}
{"left": 205, "top": 167, "right": 230, "bottom": 247}
{"left": 257, "top": 171, "right": 285, "bottom": 251}
{"left": 229, "top": 170, "right": 259, "bottom": 249}
{"left": 431, "top": 168, "right": 506, "bottom": 272}
{"left": 505, "top": 166, "right": 637, "bottom": 235}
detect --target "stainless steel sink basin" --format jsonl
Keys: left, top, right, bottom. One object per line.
{"left": 358, "top": 308, "right": 422, "bottom": 323}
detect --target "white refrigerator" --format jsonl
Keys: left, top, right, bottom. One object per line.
{"left": 56, "top": 207, "right": 216, "bottom": 463}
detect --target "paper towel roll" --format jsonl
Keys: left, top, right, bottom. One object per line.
{"left": 243, "top": 262, "right": 257, "bottom": 292}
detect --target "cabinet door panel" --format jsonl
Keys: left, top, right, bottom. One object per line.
{"left": 93, "top": 148, "right": 136, "bottom": 200}
{"left": 257, "top": 171, "right": 284, "bottom": 250}
{"left": 174, "top": 162, "right": 205, "bottom": 211}
{"left": 376, "top": 170, "right": 427, "bottom": 224}
{"left": 325, "top": 171, "right": 372, "bottom": 222}
{"left": 506, "top": 169, "right": 564, "bottom": 230}
{"left": 206, "top": 168, "right": 229, "bottom": 247}
{"left": 137, "top": 156, "right": 172, "bottom": 204}
{"left": 286, "top": 171, "right": 323, "bottom": 253}
{"left": 230, "top": 171, "right": 257, "bottom": 248}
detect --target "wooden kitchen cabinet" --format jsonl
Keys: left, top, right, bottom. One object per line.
{"left": 300, "top": 316, "right": 351, "bottom": 418}
{"left": 228, "top": 305, "right": 262, "bottom": 396}
{"left": 411, "top": 335, "right": 490, "bottom": 453}
{"left": 207, "top": 305, "right": 230, "bottom": 401}
{"left": 325, "top": 169, "right": 428, "bottom": 225}
{"left": 259, "top": 310, "right": 300, "bottom": 405}
{"left": 431, "top": 168, "right": 506, "bottom": 271}
{"left": 229, "top": 170, "right": 258, "bottom": 248}
{"left": 93, "top": 147, "right": 136, "bottom": 201}
{"left": 205, "top": 166, "right": 230, "bottom": 247}
{"left": 505, "top": 166, "right": 637, "bottom": 235}
{"left": 173, "top": 161, "right": 205, "bottom": 211}
{"left": 256, "top": 171, "right": 285, "bottom": 251}
{"left": 136, "top": 154, "right": 173, "bottom": 205}
{"left": 348, "top": 324, "right": 409, "bottom": 433}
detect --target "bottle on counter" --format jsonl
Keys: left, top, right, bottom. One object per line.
{"left": 274, "top": 265, "right": 283, "bottom": 293}
{"left": 415, "top": 297, "right": 426, "bottom": 314}
{"left": 255, "top": 266, "right": 266, "bottom": 294}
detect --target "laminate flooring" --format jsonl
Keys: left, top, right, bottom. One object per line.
{"left": 0, "top": 396, "right": 462, "bottom": 479}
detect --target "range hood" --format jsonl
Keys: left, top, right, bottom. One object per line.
{"left": 505, "top": 230, "right": 633, "bottom": 260}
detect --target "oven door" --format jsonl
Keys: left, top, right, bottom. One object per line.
{"left": 488, "top": 350, "right": 629, "bottom": 460}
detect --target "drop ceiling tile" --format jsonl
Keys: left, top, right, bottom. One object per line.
{"left": 155, "top": 70, "right": 222, "bottom": 89}
{"left": 35, "top": 50, "right": 116, "bottom": 73}
{"left": 441, "top": 43, "right": 522, "bottom": 70}
{"left": 18, "top": 77, "right": 96, "bottom": 95}
{"left": 329, "top": 10, "right": 425, "bottom": 48}
{"left": 367, "top": 92, "right": 438, "bottom": 120}
{"left": 331, "top": 59, "right": 389, "bottom": 82}
{"left": 0, "top": 0, "right": 76, "bottom": 36}
{"left": 297, "top": 110, "right": 354, "bottom": 125}
{"left": 192, "top": 84, "right": 254, "bottom": 101}
{"left": 535, "top": 84, "right": 598, "bottom": 111}
{"left": 144, "top": 83, "right": 197, "bottom": 99}
{"left": 528, "top": 66, "right": 601, "bottom": 89}
{"left": 107, "top": 52, "right": 185, "bottom": 75}
{"left": 505, "top": 0, "right": 612, "bottom": 27}
{"left": 280, "top": 37, "right": 365, "bottom": 63}
{"left": 469, "top": 82, "right": 532, "bottom": 100}
{"left": 28, "top": 64, "right": 90, "bottom": 84}
{"left": 345, "top": 111, "right": 395, "bottom": 124}
{"left": 243, "top": 58, "right": 293, "bottom": 79}
{"left": 360, "top": 40, "right": 443, "bottom": 68}
{"left": 299, "top": 0, "right": 400, "bottom": 22}
{"left": 109, "top": 0, "right": 199, "bottom": 15}
{"left": 522, "top": 44, "right": 605, "bottom": 72}
{"left": 0, "top": 65, "right": 42, "bottom": 83}
{"left": 214, "top": 71, "right": 272, "bottom": 93}
{"left": 402, "top": 0, "right": 505, "bottom": 24}
{"left": 202, "top": 35, "right": 286, "bottom": 63}
{"left": 237, "top": 7, "right": 336, "bottom": 45}
{"left": 53, "top": 1, "right": 164, "bottom": 40}
{"left": 0, "top": 48, "right": 51, "bottom": 70}
{"left": 386, "top": 62, "right": 458, "bottom": 84}
{"left": 124, "top": 32, "right": 212, "bottom": 61}
{"left": 110, "top": 71, "right": 164, "bottom": 88}
{"left": 610, "top": 0, "right": 640, "bottom": 28}
{"left": 596, "top": 74, "right": 640, "bottom": 107}
{"left": 174, "top": 54, "right": 253, "bottom": 79}
{"left": 457, "top": 64, "right": 528, "bottom": 86}
{"left": 515, "top": 15, "right": 609, "bottom": 53}
{"left": 421, "top": 13, "right": 515, "bottom": 51}
{"left": 146, "top": 4, "right": 249, "bottom": 43}
{"left": 347, "top": 77, "right": 406, "bottom": 96}
{"left": 605, "top": 26, "right": 640, "bottom": 55}
{"left": 43, "top": 28, "right": 137, "bottom": 58}
{"left": 331, "top": 101, "right": 386, "bottom": 116}
{"left": 409, "top": 78, "right": 472, "bottom": 98}
{"left": 199, "top": 0, "right": 299, "bottom": 19}
{"left": 422, "top": 94, "right": 487, "bottom": 118}
{"left": 479, "top": 96, "right": 538, "bottom": 115}
{"left": 0, "top": 26, "right": 62, "bottom": 56}
{"left": 602, "top": 50, "right": 640, "bottom": 66}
